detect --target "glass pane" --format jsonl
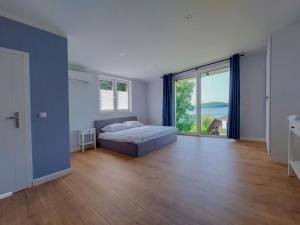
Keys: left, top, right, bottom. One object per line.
{"left": 117, "top": 82, "right": 129, "bottom": 110}
{"left": 175, "top": 77, "right": 197, "bottom": 133}
{"left": 117, "top": 82, "right": 127, "bottom": 91}
{"left": 100, "top": 80, "right": 114, "bottom": 111}
{"left": 100, "top": 80, "right": 113, "bottom": 90}
{"left": 200, "top": 67, "right": 229, "bottom": 136}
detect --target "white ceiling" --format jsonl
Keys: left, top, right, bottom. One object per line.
{"left": 1, "top": 0, "right": 300, "bottom": 81}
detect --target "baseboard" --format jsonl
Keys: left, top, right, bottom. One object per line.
{"left": 0, "top": 192, "right": 13, "bottom": 200}
{"left": 32, "top": 168, "right": 72, "bottom": 186}
{"left": 70, "top": 146, "right": 80, "bottom": 152}
{"left": 240, "top": 137, "right": 266, "bottom": 143}
{"left": 70, "top": 145, "right": 96, "bottom": 152}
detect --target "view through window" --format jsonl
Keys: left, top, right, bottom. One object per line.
{"left": 175, "top": 66, "right": 229, "bottom": 136}
{"left": 175, "top": 77, "right": 197, "bottom": 134}
{"left": 200, "top": 67, "right": 229, "bottom": 136}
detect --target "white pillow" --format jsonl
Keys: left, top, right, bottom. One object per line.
{"left": 102, "top": 123, "right": 129, "bottom": 132}
{"left": 123, "top": 120, "right": 144, "bottom": 128}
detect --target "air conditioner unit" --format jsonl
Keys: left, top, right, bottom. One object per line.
{"left": 68, "top": 70, "right": 91, "bottom": 83}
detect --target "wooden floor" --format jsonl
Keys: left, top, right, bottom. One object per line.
{"left": 1, "top": 136, "right": 300, "bottom": 225}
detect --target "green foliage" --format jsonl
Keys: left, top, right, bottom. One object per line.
{"left": 117, "top": 82, "right": 127, "bottom": 91}
{"left": 175, "top": 79, "right": 195, "bottom": 132}
{"left": 100, "top": 80, "right": 112, "bottom": 90}
{"left": 175, "top": 79, "right": 226, "bottom": 135}
{"left": 200, "top": 114, "right": 213, "bottom": 134}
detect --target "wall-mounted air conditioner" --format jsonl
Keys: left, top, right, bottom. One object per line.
{"left": 68, "top": 70, "right": 92, "bottom": 83}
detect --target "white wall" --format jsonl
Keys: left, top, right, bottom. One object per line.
{"left": 269, "top": 22, "right": 300, "bottom": 162}
{"left": 147, "top": 79, "right": 163, "bottom": 125}
{"left": 240, "top": 52, "right": 266, "bottom": 141}
{"left": 146, "top": 52, "right": 267, "bottom": 141}
{"left": 69, "top": 72, "right": 148, "bottom": 150}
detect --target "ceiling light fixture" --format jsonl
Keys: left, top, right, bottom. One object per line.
{"left": 119, "top": 53, "right": 125, "bottom": 56}
{"left": 184, "top": 14, "right": 192, "bottom": 21}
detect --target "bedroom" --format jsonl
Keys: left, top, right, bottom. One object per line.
{"left": 1, "top": 0, "right": 300, "bottom": 224}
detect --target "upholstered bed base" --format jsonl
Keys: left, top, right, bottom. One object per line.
{"left": 96, "top": 132, "right": 177, "bottom": 157}
{"left": 95, "top": 116, "right": 177, "bottom": 157}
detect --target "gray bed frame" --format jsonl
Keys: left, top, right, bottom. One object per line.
{"left": 95, "top": 116, "right": 177, "bottom": 157}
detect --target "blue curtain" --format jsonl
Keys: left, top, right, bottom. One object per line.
{"left": 162, "top": 74, "right": 174, "bottom": 126}
{"left": 228, "top": 54, "right": 240, "bottom": 139}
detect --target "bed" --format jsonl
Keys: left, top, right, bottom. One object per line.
{"left": 95, "top": 116, "right": 177, "bottom": 157}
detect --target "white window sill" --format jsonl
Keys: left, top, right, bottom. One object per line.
{"left": 99, "top": 110, "right": 132, "bottom": 115}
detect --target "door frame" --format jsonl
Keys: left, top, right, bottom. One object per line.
{"left": 198, "top": 63, "right": 230, "bottom": 137}
{"left": 174, "top": 61, "right": 230, "bottom": 137}
{"left": 0, "top": 47, "right": 33, "bottom": 189}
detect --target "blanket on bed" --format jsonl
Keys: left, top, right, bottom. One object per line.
{"left": 98, "top": 125, "right": 177, "bottom": 144}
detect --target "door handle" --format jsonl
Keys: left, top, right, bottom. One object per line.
{"left": 5, "top": 112, "right": 20, "bottom": 128}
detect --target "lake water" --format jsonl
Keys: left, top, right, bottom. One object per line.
{"left": 201, "top": 107, "right": 229, "bottom": 117}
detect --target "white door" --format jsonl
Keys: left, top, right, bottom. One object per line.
{"left": 266, "top": 37, "right": 271, "bottom": 155}
{"left": 0, "top": 48, "right": 32, "bottom": 196}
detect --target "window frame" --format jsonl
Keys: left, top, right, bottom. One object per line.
{"left": 173, "top": 61, "right": 230, "bottom": 137}
{"left": 199, "top": 65, "right": 230, "bottom": 137}
{"left": 99, "top": 77, "right": 115, "bottom": 112}
{"left": 116, "top": 80, "right": 131, "bottom": 112}
{"left": 98, "top": 76, "right": 132, "bottom": 113}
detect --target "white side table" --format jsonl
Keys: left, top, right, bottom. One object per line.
{"left": 79, "top": 128, "right": 96, "bottom": 152}
{"left": 287, "top": 115, "right": 300, "bottom": 179}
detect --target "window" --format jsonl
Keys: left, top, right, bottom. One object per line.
{"left": 175, "top": 76, "right": 197, "bottom": 134}
{"left": 117, "top": 81, "right": 129, "bottom": 110}
{"left": 200, "top": 67, "right": 229, "bottom": 136}
{"left": 174, "top": 64, "right": 229, "bottom": 137}
{"left": 99, "top": 77, "right": 131, "bottom": 112}
{"left": 99, "top": 79, "right": 114, "bottom": 111}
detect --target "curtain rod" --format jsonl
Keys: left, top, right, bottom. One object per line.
{"left": 160, "top": 53, "right": 245, "bottom": 78}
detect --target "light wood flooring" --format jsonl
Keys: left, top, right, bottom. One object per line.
{"left": 1, "top": 136, "right": 300, "bottom": 225}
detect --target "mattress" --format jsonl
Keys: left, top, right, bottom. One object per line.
{"left": 98, "top": 125, "right": 177, "bottom": 144}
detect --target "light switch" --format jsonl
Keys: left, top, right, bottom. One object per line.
{"left": 39, "top": 112, "right": 47, "bottom": 118}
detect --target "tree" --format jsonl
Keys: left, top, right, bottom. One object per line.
{"left": 200, "top": 114, "right": 213, "bottom": 134}
{"left": 175, "top": 80, "right": 195, "bottom": 132}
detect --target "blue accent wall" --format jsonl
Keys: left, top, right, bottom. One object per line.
{"left": 0, "top": 16, "right": 70, "bottom": 179}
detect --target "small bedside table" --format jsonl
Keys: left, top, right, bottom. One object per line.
{"left": 79, "top": 128, "right": 96, "bottom": 152}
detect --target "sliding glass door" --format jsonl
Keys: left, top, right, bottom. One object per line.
{"left": 175, "top": 76, "right": 198, "bottom": 134}
{"left": 200, "top": 67, "right": 230, "bottom": 136}
{"left": 175, "top": 66, "right": 229, "bottom": 137}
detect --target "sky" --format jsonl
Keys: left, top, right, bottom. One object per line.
{"left": 201, "top": 72, "right": 229, "bottom": 103}
{"left": 190, "top": 71, "right": 230, "bottom": 104}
